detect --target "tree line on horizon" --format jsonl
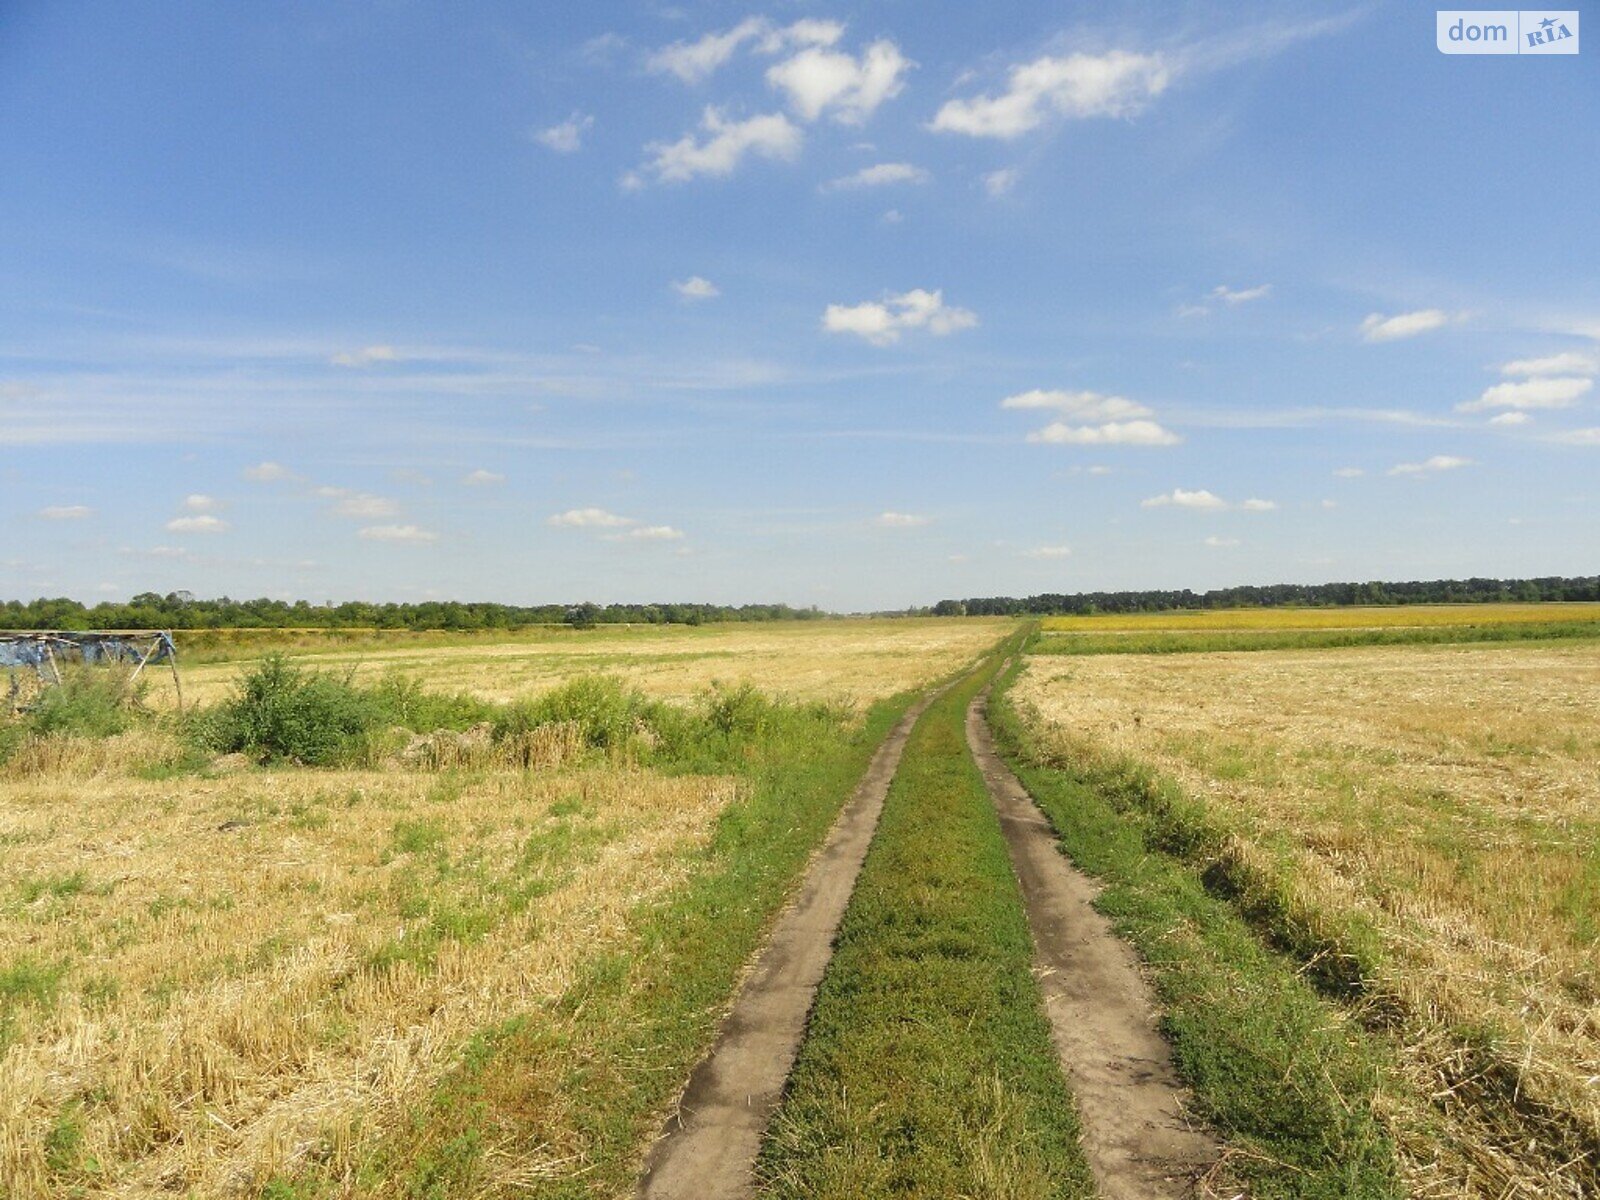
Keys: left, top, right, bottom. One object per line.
{"left": 0, "top": 594, "right": 829, "bottom": 631}
{"left": 930, "top": 575, "right": 1600, "bottom": 617}
{"left": 1, "top": 575, "right": 1596, "bottom": 631}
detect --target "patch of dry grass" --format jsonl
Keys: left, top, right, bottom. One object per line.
{"left": 0, "top": 755, "right": 735, "bottom": 1197}
{"left": 1014, "top": 641, "right": 1600, "bottom": 1196}
{"left": 158, "top": 618, "right": 1011, "bottom": 711}
{"left": 1040, "top": 601, "right": 1600, "bottom": 632}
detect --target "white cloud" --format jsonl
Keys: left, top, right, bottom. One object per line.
{"left": 244, "top": 461, "right": 293, "bottom": 482}
{"left": 1176, "top": 303, "right": 1211, "bottom": 319}
{"left": 766, "top": 39, "right": 910, "bottom": 124}
{"left": 181, "top": 493, "right": 218, "bottom": 512}
{"left": 1488, "top": 411, "right": 1531, "bottom": 427}
{"left": 1239, "top": 497, "right": 1277, "bottom": 512}
{"left": 1550, "top": 427, "right": 1600, "bottom": 445}
{"left": 1001, "top": 388, "right": 1151, "bottom": 420}
{"left": 38, "top": 504, "right": 93, "bottom": 520}
{"left": 330, "top": 344, "right": 400, "bottom": 367}
{"left": 535, "top": 113, "right": 595, "bottom": 153}
{"left": 358, "top": 524, "right": 438, "bottom": 542}
{"left": 1500, "top": 351, "right": 1598, "bottom": 377}
{"left": 1028, "top": 419, "right": 1180, "bottom": 446}
{"left": 881, "top": 208, "right": 903, "bottom": 224}
{"left": 462, "top": 468, "right": 505, "bottom": 485}
{"left": 1204, "top": 535, "right": 1240, "bottom": 548}
{"left": 1458, "top": 376, "right": 1592, "bottom": 412}
{"left": 1333, "top": 467, "right": 1365, "bottom": 478}
{"left": 1212, "top": 283, "right": 1271, "bottom": 305}
{"left": 635, "top": 108, "right": 803, "bottom": 184}
{"left": 1360, "top": 310, "right": 1450, "bottom": 342}
{"left": 317, "top": 487, "right": 400, "bottom": 519}
{"left": 646, "top": 17, "right": 845, "bottom": 84}
{"left": 165, "top": 514, "right": 230, "bottom": 534}
{"left": 983, "top": 168, "right": 1019, "bottom": 197}
{"left": 822, "top": 161, "right": 929, "bottom": 191}
{"left": 1008, "top": 391, "right": 1183, "bottom": 448}
{"left": 547, "top": 507, "right": 634, "bottom": 528}
{"left": 617, "top": 524, "right": 686, "bottom": 541}
{"left": 1388, "top": 455, "right": 1472, "bottom": 476}
{"left": 647, "top": 17, "right": 770, "bottom": 83}
{"left": 875, "top": 511, "right": 929, "bottom": 527}
{"left": 931, "top": 50, "right": 1170, "bottom": 138}
{"left": 1320, "top": 499, "right": 1338, "bottom": 509}
{"left": 1142, "top": 488, "right": 1228, "bottom": 510}
{"left": 1024, "top": 544, "right": 1072, "bottom": 558}
{"left": 823, "top": 288, "right": 977, "bottom": 345}
{"left": 672, "top": 275, "right": 721, "bottom": 300}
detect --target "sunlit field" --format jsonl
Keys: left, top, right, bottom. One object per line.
{"left": 1011, "top": 639, "right": 1600, "bottom": 1196}
{"left": 0, "top": 620, "right": 1008, "bottom": 1198}
{"left": 162, "top": 618, "right": 1013, "bottom": 710}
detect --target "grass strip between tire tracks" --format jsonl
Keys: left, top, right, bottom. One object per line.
{"left": 757, "top": 641, "right": 1097, "bottom": 1200}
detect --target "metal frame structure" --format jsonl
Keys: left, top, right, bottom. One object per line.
{"left": 1, "top": 630, "right": 183, "bottom": 713}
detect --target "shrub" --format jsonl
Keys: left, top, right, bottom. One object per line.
{"left": 25, "top": 671, "right": 137, "bottom": 738}
{"left": 198, "top": 654, "right": 381, "bottom": 765}
{"left": 367, "top": 674, "right": 495, "bottom": 732}
{"left": 494, "top": 676, "right": 654, "bottom": 753}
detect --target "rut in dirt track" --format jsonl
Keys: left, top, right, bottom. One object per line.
{"left": 635, "top": 688, "right": 942, "bottom": 1200}
{"left": 967, "top": 687, "right": 1219, "bottom": 1200}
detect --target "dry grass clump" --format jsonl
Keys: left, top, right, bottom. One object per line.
{"left": 2, "top": 728, "right": 187, "bottom": 778}
{"left": 394, "top": 720, "right": 588, "bottom": 772}
{"left": 1041, "top": 601, "right": 1600, "bottom": 633}
{"left": 1015, "top": 641, "right": 1600, "bottom": 1197}
{"left": 161, "top": 618, "right": 1010, "bottom": 710}
{"left": 0, "top": 756, "right": 736, "bottom": 1197}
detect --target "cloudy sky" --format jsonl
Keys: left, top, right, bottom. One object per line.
{"left": 3, "top": 2, "right": 1597, "bottom": 610}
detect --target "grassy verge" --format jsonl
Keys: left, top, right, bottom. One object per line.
{"left": 1032, "top": 620, "right": 1600, "bottom": 656}
{"left": 986, "top": 658, "right": 1406, "bottom": 1199}
{"left": 335, "top": 692, "right": 918, "bottom": 1199}
{"left": 756, "top": 645, "right": 1096, "bottom": 1200}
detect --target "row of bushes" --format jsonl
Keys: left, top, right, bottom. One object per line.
{"left": 2, "top": 655, "right": 849, "bottom": 772}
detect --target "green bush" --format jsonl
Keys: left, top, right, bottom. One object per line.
{"left": 494, "top": 676, "right": 653, "bottom": 752}
{"left": 197, "top": 654, "right": 381, "bottom": 765}
{"left": 367, "top": 673, "right": 495, "bottom": 732}
{"left": 25, "top": 671, "right": 137, "bottom": 738}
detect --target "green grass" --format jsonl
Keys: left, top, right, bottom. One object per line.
{"left": 756, "top": 645, "right": 1095, "bottom": 1200}
{"left": 1032, "top": 620, "right": 1600, "bottom": 657}
{"left": 986, "top": 658, "right": 1405, "bottom": 1199}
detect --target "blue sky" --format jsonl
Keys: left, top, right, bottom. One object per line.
{"left": 3, "top": 1, "right": 1597, "bottom": 610}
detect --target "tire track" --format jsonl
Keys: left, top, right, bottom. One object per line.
{"left": 967, "top": 686, "right": 1219, "bottom": 1200}
{"left": 635, "top": 686, "right": 943, "bottom": 1200}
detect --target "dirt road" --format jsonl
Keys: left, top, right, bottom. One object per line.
{"left": 967, "top": 688, "right": 1217, "bottom": 1199}
{"left": 635, "top": 689, "right": 941, "bottom": 1200}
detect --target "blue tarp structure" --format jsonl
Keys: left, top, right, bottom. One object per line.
{"left": 2, "top": 630, "right": 181, "bottom": 710}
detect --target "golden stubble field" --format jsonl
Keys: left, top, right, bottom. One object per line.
{"left": 1013, "top": 640, "right": 1600, "bottom": 1194}
{"left": 162, "top": 618, "right": 1014, "bottom": 710}
{"left": 0, "top": 758, "right": 733, "bottom": 1197}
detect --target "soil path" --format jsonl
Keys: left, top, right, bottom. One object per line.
{"left": 967, "top": 688, "right": 1219, "bottom": 1200}
{"left": 635, "top": 688, "right": 942, "bottom": 1200}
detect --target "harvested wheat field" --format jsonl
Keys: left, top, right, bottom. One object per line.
{"left": 164, "top": 618, "right": 1012, "bottom": 710}
{"left": 1011, "top": 640, "right": 1600, "bottom": 1197}
{"left": 0, "top": 751, "right": 734, "bottom": 1196}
